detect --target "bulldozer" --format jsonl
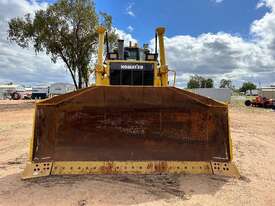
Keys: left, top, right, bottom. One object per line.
{"left": 22, "top": 27, "right": 240, "bottom": 179}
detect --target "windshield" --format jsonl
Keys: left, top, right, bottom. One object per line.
{"left": 127, "top": 49, "right": 139, "bottom": 60}
{"left": 124, "top": 48, "right": 146, "bottom": 61}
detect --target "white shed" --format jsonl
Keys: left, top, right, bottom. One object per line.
{"left": 246, "top": 89, "right": 259, "bottom": 96}
{"left": 190, "top": 88, "right": 232, "bottom": 103}
{"left": 49, "top": 83, "right": 75, "bottom": 96}
{"left": 259, "top": 87, "right": 275, "bottom": 99}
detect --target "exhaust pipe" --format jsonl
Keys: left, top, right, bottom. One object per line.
{"left": 118, "top": 39, "right": 124, "bottom": 60}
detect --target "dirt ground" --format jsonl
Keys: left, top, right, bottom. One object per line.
{"left": 0, "top": 99, "right": 274, "bottom": 206}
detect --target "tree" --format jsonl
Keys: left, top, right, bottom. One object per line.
{"left": 239, "top": 82, "right": 257, "bottom": 93}
{"left": 219, "top": 79, "right": 233, "bottom": 89}
{"left": 8, "top": 0, "right": 117, "bottom": 89}
{"left": 187, "top": 76, "right": 201, "bottom": 89}
{"left": 187, "top": 75, "right": 214, "bottom": 89}
{"left": 201, "top": 78, "right": 213, "bottom": 88}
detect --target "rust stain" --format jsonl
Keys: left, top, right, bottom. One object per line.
{"left": 99, "top": 162, "right": 114, "bottom": 173}
{"left": 31, "top": 86, "right": 230, "bottom": 164}
{"left": 147, "top": 163, "right": 154, "bottom": 170}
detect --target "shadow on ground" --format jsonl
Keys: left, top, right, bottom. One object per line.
{"left": 0, "top": 170, "right": 231, "bottom": 206}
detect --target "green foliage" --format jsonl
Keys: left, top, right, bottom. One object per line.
{"left": 8, "top": 0, "right": 117, "bottom": 89}
{"left": 202, "top": 78, "right": 214, "bottom": 88}
{"left": 187, "top": 75, "right": 214, "bottom": 89}
{"left": 187, "top": 78, "right": 200, "bottom": 89}
{"left": 219, "top": 79, "right": 234, "bottom": 89}
{"left": 239, "top": 82, "right": 257, "bottom": 93}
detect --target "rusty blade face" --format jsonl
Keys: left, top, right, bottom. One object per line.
{"left": 32, "top": 86, "right": 230, "bottom": 162}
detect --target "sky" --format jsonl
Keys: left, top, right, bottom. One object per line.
{"left": 95, "top": 0, "right": 267, "bottom": 42}
{"left": 0, "top": 0, "right": 275, "bottom": 87}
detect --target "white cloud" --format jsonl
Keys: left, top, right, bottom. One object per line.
{"left": 126, "top": 2, "right": 135, "bottom": 17}
{"left": 115, "top": 28, "right": 137, "bottom": 45}
{"left": 127, "top": 25, "right": 134, "bottom": 33}
{"left": 0, "top": 0, "right": 72, "bottom": 85}
{"left": 0, "top": 0, "right": 138, "bottom": 86}
{"left": 256, "top": 1, "right": 266, "bottom": 8}
{"left": 256, "top": 0, "right": 275, "bottom": 9}
{"left": 146, "top": 1, "right": 275, "bottom": 87}
{"left": 0, "top": 0, "right": 47, "bottom": 20}
{"left": 211, "top": 0, "right": 224, "bottom": 3}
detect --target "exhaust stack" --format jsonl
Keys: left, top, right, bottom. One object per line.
{"left": 118, "top": 39, "right": 124, "bottom": 60}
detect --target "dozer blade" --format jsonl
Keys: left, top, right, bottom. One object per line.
{"left": 22, "top": 86, "right": 239, "bottom": 179}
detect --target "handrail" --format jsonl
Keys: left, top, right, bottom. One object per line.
{"left": 168, "top": 69, "right": 176, "bottom": 87}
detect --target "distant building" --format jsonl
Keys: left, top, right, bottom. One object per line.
{"left": 259, "top": 87, "right": 275, "bottom": 99}
{"left": 49, "top": 83, "right": 75, "bottom": 96}
{"left": 31, "top": 85, "right": 49, "bottom": 99}
{"left": 246, "top": 89, "right": 259, "bottom": 96}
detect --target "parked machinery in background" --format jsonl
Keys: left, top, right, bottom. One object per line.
{"left": 10, "top": 90, "right": 32, "bottom": 100}
{"left": 245, "top": 96, "right": 275, "bottom": 109}
{"left": 10, "top": 91, "right": 21, "bottom": 100}
{"left": 0, "top": 85, "right": 30, "bottom": 100}
{"left": 11, "top": 86, "right": 31, "bottom": 100}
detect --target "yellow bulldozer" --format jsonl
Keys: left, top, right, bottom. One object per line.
{"left": 22, "top": 27, "right": 239, "bottom": 179}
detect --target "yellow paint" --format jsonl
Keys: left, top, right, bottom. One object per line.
{"left": 107, "top": 60, "right": 156, "bottom": 64}
{"left": 227, "top": 107, "right": 233, "bottom": 161}
{"left": 168, "top": 69, "right": 177, "bottom": 86}
{"left": 156, "top": 27, "right": 168, "bottom": 86}
{"left": 94, "top": 27, "right": 171, "bottom": 87}
{"left": 28, "top": 106, "right": 37, "bottom": 161}
{"left": 211, "top": 162, "right": 240, "bottom": 178}
{"left": 50, "top": 161, "right": 213, "bottom": 175}
{"left": 154, "top": 62, "right": 162, "bottom": 86}
{"left": 22, "top": 161, "right": 239, "bottom": 179}
{"left": 156, "top": 27, "right": 166, "bottom": 66}
{"left": 22, "top": 162, "right": 52, "bottom": 180}
{"left": 96, "top": 27, "right": 107, "bottom": 86}
{"left": 96, "top": 26, "right": 106, "bottom": 66}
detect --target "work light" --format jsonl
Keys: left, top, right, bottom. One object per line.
{"left": 146, "top": 54, "right": 156, "bottom": 61}
{"left": 109, "top": 53, "right": 118, "bottom": 60}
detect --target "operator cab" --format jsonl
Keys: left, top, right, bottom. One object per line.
{"left": 106, "top": 39, "right": 158, "bottom": 86}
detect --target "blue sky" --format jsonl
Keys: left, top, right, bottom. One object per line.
{"left": 94, "top": 0, "right": 268, "bottom": 43}
{"left": 43, "top": 0, "right": 268, "bottom": 43}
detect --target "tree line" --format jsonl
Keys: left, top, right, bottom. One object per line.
{"left": 186, "top": 75, "right": 257, "bottom": 92}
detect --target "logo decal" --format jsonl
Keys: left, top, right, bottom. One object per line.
{"left": 121, "top": 64, "right": 144, "bottom": 70}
